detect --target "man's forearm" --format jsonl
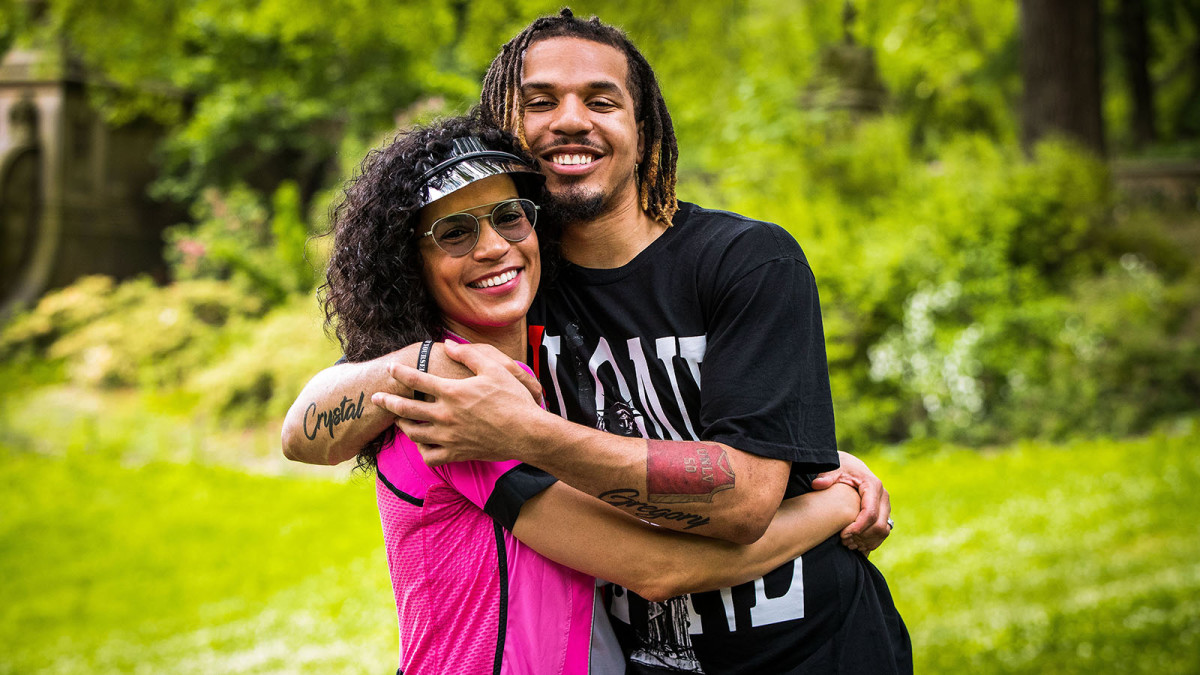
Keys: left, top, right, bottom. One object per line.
{"left": 505, "top": 409, "right": 790, "bottom": 545}
{"left": 281, "top": 358, "right": 400, "bottom": 465}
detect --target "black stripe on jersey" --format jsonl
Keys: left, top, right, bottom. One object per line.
{"left": 483, "top": 464, "right": 558, "bottom": 531}
{"left": 493, "top": 521, "right": 509, "bottom": 675}
{"left": 376, "top": 469, "right": 423, "bottom": 507}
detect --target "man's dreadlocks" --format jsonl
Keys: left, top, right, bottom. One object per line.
{"left": 479, "top": 8, "right": 679, "bottom": 225}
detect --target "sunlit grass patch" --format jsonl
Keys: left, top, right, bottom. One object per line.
{"left": 869, "top": 428, "right": 1200, "bottom": 674}
{"left": 0, "top": 445, "right": 394, "bottom": 674}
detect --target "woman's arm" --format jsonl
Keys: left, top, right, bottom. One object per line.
{"left": 282, "top": 356, "right": 408, "bottom": 465}
{"left": 512, "top": 482, "right": 859, "bottom": 602}
{"left": 283, "top": 342, "right": 543, "bottom": 465}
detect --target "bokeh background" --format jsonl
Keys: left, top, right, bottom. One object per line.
{"left": 1, "top": 1, "right": 1198, "bottom": 672}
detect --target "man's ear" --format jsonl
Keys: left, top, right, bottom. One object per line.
{"left": 638, "top": 120, "right": 645, "bottom": 159}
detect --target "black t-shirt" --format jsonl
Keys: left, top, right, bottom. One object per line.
{"left": 527, "top": 202, "right": 911, "bottom": 674}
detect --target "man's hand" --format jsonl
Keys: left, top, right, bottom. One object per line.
{"left": 811, "top": 451, "right": 892, "bottom": 553}
{"left": 370, "top": 341, "right": 545, "bottom": 466}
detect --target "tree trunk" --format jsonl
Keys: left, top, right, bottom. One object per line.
{"left": 1019, "top": 0, "right": 1106, "bottom": 155}
{"left": 1117, "top": 0, "right": 1157, "bottom": 147}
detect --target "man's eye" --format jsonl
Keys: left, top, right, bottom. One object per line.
{"left": 524, "top": 99, "right": 553, "bottom": 109}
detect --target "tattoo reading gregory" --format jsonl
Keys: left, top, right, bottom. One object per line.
{"left": 303, "top": 392, "right": 366, "bottom": 440}
{"left": 599, "top": 489, "right": 711, "bottom": 530}
{"left": 647, "top": 440, "right": 735, "bottom": 503}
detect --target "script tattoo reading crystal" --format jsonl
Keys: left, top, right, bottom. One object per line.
{"left": 646, "top": 440, "right": 735, "bottom": 503}
{"left": 302, "top": 392, "right": 366, "bottom": 440}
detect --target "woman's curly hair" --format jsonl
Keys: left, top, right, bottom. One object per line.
{"left": 319, "top": 113, "right": 536, "bottom": 471}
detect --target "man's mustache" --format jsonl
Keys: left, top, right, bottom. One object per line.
{"left": 533, "top": 137, "right": 606, "bottom": 155}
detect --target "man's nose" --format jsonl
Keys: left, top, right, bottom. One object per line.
{"left": 548, "top": 96, "right": 592, "bottom": 135}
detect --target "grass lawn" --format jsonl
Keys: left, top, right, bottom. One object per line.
{"left": 871, "top": 429, "right": 1200, "bottom": 673}
{"left": 1, "top": 390, "right": 1198, "bottom": 673}
{"left": 0, "top": 445, "right": 395, "bottom": 674}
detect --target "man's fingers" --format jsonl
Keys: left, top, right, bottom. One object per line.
{"left": 388, "top": 362, "right": 454, "bottom": 400}
{"left": 444, "top": 340, "right": 541, "bottom": 403}
{"left": 842, "top": 480, "right": 881, "bottom": 537}
{"left": 810, "top": 469, "right": 837, "bottom": 490}
{"left": 393, "top": 416, "right": 431, "bottom": 441}
{"left": 505, "top": 360, "right": 544, "bottom": 405}
{"left": 415, "top": 442, "right": 452, "bottom": 467}
{"left": 442, "top": 340, "right": 505, "bottom": 375}
{"left": 372, "top": 391, "right": 433, "bottom": 421}
{"left": 847, "top": 489, "right": 893, "bottom": 553}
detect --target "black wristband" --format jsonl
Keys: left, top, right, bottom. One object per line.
{"left": 413, "top": 339, "right": 434, "bottom": 402}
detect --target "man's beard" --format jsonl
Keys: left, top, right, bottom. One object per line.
{"left": 541, "top": 185, "right": 607, "bottom": 226}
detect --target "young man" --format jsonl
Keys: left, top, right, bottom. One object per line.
{"left": 284, "top": 9, "right": 909, "bottom": 674}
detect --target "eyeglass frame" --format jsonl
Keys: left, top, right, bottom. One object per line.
{"left": 417, "top": 198, "right": 540, "bottom": 257}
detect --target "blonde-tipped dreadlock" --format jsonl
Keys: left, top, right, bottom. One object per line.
{"left": 479, "top": 8, "right": 679, "bottom": 225}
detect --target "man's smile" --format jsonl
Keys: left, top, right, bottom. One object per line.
{"left": 550, "top": 153, "right": 595, "bottom": 166}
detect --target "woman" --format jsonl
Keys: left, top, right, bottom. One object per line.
{"left": 321, "top": 115, "right": 860, "bottom": 674}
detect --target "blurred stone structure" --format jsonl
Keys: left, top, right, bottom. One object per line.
{"left": 800, "top": 1, "right": 888, "bottom": 115}
{"left": 0, "top": 41, "right": 171, "bottom": 316}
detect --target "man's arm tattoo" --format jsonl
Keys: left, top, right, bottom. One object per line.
{"left": 302, "top": 392, "right": 366, "bottom": 440}
{"left": 598, "top": 489, "right": 711, "bottom": 530}
{"left": 646, "top": 440, "right": 735, "bottom": 504}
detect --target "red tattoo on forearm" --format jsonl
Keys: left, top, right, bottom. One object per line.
{"left": 646, "top": 440, "right": 735, "bottom": 503}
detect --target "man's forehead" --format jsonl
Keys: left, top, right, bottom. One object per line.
{"left": 520, "top": 37, "right": 631, "bottom": 93}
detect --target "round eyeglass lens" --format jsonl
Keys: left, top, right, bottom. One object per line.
{"left": 431, "top": 199, "right": 537, "bottom": 257}
{"left": 491, "top": 199, "right": 537, "bottom": 240}
{"left": 431, "top": 215, "right": 479, "bottom": 257}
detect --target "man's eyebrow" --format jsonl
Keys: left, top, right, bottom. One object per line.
{"left": 520, "top": 81, "right": 625, "bottom": 96}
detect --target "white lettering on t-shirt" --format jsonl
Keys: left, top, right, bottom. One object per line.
{"left": 655, "top": 336, "right": 699, "bottom": 440}
{"left": 749, "top": 558, "right": 804, "bottom": 626}
{"left": 540, "top": 331, "right": 708, "bottom": 443}
{"left": 678, "top": 336, "right": 706, "bottom": 391}
{"left": 627, "top": 337, "right": 680, "bottom": 440}
{"left": 588, "top": 337, "right": 647, "bottom": 437}
{"left": 541, "top": 334, "right": 569, "bottom": 418}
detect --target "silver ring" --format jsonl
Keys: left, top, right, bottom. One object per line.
{"left": 886, "top": 518, "right": 895, "bottom": 530}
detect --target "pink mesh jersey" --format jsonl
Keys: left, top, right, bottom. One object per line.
{"left": 376, "top": 356, "right": 614, "bottom": 674}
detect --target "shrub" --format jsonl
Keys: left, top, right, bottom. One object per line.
{"left": 164, "top": 181, "right": 320, "bottom": 307}
{"left": 0, "top": 276, "right": 266, "bottom": 388}
{"left": 185, "top": 296, "right": 341, "bottom": 426}
{"left": 682, "top": 114, "right": 1200, "bottom": 450}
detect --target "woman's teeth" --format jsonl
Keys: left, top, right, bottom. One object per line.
{"left": 552, "top": 154, "right": 594, "bottom": 166}
{"left": 470, "top": 269, "right": 518, "bottom": 288}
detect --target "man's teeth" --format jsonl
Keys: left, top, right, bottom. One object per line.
{"left": 552, "top": 154, "right": 595, "bottom": 166}
{"left": 470, "top": 270, "right": 518, "bottom": 288}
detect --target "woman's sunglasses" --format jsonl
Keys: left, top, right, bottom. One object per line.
{"left": 419, "top": 198, "right": 539, "bottom": 257}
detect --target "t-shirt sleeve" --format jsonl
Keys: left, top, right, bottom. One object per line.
{"left": 698, "top": 227, "right": 839, "bottom": 476}
{"left": 432, "top": 460, "right": 558, "bottom": 531}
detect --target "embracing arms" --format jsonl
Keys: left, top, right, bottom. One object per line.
{"left": 514, "top": 481, "right": 860, "bottom": 602}
{"left": 280, "top": 342, "right": 541, "bottom": 466}
{"left": 281, "top": 342, "right": 891, "bottom": 550}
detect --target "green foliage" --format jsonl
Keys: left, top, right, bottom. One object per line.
{"left": 0, "top": 275, "right": 266, "bottom": 388}
{"left": 164, "top": 182, "right": 319, "bottom": 305}
{"left": 3, "top": 2, "right": 1195, "bottom": 443}
{"left": 40, "top": 0, "right": 479, "bottom": 203}
{"left": 679, "top": 109, "right": 1200, "bottom": 449}
{"left": 0, "top": 276, "right": 339, "bottom": 427}
{"left": 185, "top": 297, "right": 341, "bottom": 426}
